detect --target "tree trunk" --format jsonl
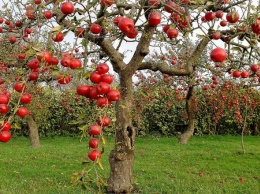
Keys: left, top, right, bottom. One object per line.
{"left": 107, "top": 71, "right": 135, "bottom": 193}
{"left": 26, "top": 115, "right": 41, "bottom": 148}
{"left": 178, "top": 86, "right": 195, "bottom": 144}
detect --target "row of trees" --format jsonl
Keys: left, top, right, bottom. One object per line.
{"left": 0, "top": 0, "right": 260, "bottom": 192}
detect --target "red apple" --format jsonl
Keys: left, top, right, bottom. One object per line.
{"left": 118, "top": 18, "right": 134, "bottom": 33}
{"left": 20, "top": 93, "right": 32, "bottom": 104}
{"left": 96, "top": 63, "right": 109, "bottom": 74}
{"left": 89, "top": 138, "right": 99, "bottom": 148}
{"left": 61, "top": 2, "right": 74, "bottom": 15}
{"left": 148, "top": 11, "right": 161, "bottom": 27}
{"left": 89, "top": 124, "right": 101, "bottom": 136}
{"left": 0, "top": 131, "right": 11, "bottom": 143}
{"left": 90, "top": 23, "right": 102, "bottom": 34}
{"left": 16, "top": 107, "right": 28, "bottom": 117}
{"left": 226, "top": 11, "right": 239, "bottom": 23}
{"left": 210, "top": 48, "right": 227, "bottom": 62}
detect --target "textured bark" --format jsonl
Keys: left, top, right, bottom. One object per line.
{"left": 27, "top": 115, "right": 41, "bottom": 148}
{"left": 178, "top": 86, "right": 195, "bottom": 144}
{"left": 107, "top": 71, "right": 136, "bottom": 193}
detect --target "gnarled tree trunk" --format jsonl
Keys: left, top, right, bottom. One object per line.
{"left": 178, "top": 85, "right": 196, "bottom": 144}
{"left": 107, "top": 71, "right": 135, "bottom": 193}
{"left": 26, "top": 115, "right": 40, "bottom": 148}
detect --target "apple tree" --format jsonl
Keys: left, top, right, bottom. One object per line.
{"left": 1, "top": 0, "right": 260, "bottom": 193}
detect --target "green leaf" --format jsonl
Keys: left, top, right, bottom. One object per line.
{"left": 231, "top": 47, "right": 243, "bottom": 53}
{"left": 83, "top": 71, "right": 92, "bottom": 79}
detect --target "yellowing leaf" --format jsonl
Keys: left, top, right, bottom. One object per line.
{"left": 51, "top": 25, "right": 62, "bottom": 32}
{"left": 102, "top": 136, "right": 106, "bottom": 145}
{"left": 97, "top": 159, "right": 104, "bottom": 170}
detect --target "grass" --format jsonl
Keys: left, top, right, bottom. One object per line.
{"left": 0, "top": 135, "right": 259, "bottom": 194}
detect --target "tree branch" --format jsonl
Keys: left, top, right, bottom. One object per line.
{"left": 127, "top": 24, "right": 156, "bottom": 73}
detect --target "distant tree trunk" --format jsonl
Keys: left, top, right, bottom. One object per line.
{"left": 107, "top": 71, "right": 135, "bottom": 193}
{"left": 251, "top": 122, "right": 259, "bottom": 135}
{"left": 178, "top": 85, "right": 195, "bottom": 144}
{"left": 27, "top": 115, "right": 40, "bottom": 148}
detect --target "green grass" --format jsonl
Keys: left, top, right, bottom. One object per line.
{"left": 0, "top": 136, "right": 259, "bottom": 194}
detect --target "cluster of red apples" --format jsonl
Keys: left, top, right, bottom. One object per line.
{"left": 76, "top": 63, "right": 120, "bottom": 161}
{"left": 0, "top": 84, "right": 32, "bottom": 143}
{"left": 207, "top": 47, "right": 260, "bottom": 89}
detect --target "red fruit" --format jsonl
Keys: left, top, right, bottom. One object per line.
{"left": 88, "top": 87, "right": 98, "bottom": 99}
{"left": 118, "top": 18, "right": 134, "bottom": 33}
{"left": 233, "top": 70, "right": 241, "bottom": 78}
{"left": 96, "top": 63, "right": 109, "bottom": 74}
{"left": 239, "top": 177, "right": 245, "bottom": 183}
{"left": 226, "top": 11, "right": 239, "bottom": 23}
{"left": 251, "top": 17, "right": 260, "bottom": 35}
{"left": 37, "top": 50, "right": 52, "bottom": 62}
{"left": 113, "top": 16, "right": 124, "bottom": 26}
{"left": 90, "top": 23, "right": 102, "bottom": 34}
{"left": 126, "top": 28, "right": 138, "bottom": 39}
{"left": 148, "top": 11, "right": 161, "bottom": 27}
{"left": 76, "top": 85, "right": 90, "bottom": 97}
{"left": 101, "top": 74, "right": 113, "bottom": 84}
{"left": 14, "top": 82, "right": 26, "bottom": 92}
{"left": 107, "top": 90, "right": 121, "bottom": 101}
{"left": 166, "top": 28, "right": 178, "bottom": 38}
{"left": 44, "top": 10, "right": 52, "bottom": 19}
{"left": 0, "top": 94, "right": 9, "bottom": 104}
{"left": 52, "top": 32, "right": 64, "bottom": 42}
{"left": 100, "top": 0, "right": 114, "bottom": 6}
{"left": 35, "top": 0, "right": 41, "bottom": 4}
{"left": 90, "top": 72, "right": 102, "bottom": 83}
{"left": 15, "top": 20, "right": 23, "bottom": 27}
{"left": 47, "top": 57, "right": 59, "bottom": 66}
{"left": 220, "top": 20, "right": 227, "bottom": 27}
{"left": 0, "top": 104, "right": 9, "bottom": 114}
{"left": 16, "top": 107, "right": 28, "bottom": 117}
{"left": 97, "top": 116, "right": 111, "bottom": 127}
{"left": 241, "top": 71, "right": 249, "bottom": 78}
{"left": 9, "top": 36, "right": 16, "bottom": 44}
{"left": 164, "top": 1, "right": 177, "bottom": 13}
{"left": 163, "top": 25, "right": 170, "bottom": 33}
{"left": 20, "top": 93, "right": 32, "bottom": 104}
{"left": 0, "top": 121, "right": 11, "bottom": 131}
{"left": 77, "top": 27, "right": 85, "bottom": 38}
{"left": 0, "top": 131, "right": 11, "bottom": 143}
{"left": 215, "top": 10, "right": 224, "bottom": 19}
{"left": 96, "top": 82, "right": 110, "bottom": 95}
{"left": 148, "top": 0, "right": 161, "bottom": 7}
{"left": 0, "top": 78, "right": 4, "bottom": 85}
{"left": 250, "top": 64, "right": 259, "bottom": 72}
{"left": 18, "top": 53, "right": 26, "bottom": 60}
{"left": 97, "top": 97, "right": 112, "bottom": 108}
{"left": 210, "top": 48, "right": 227, "bottom": 62}
{"left": 89, "top": 124, "right": 101, "bottom": 136}
{"left": 28, "top": 59, "right": 40, "bottom": 69}
{"left": 89, "top": 138, "right": 99, "bottom": 148}
{"left": 70, "top": 59, "right": 82, "bottom": 69}
{"left": 205, "top": 12, "right": 215, "bottom": 21}
{"left": 29, "top": 72, "right": 39, "bottom": 80}
{"left": 212, "top": 32, "right": 221, "bottom": 40}
{"left": 88, "top": 150, "right": 101, "bottom": 161}
{"left": 61, "top": 56, "right": 72, "bottom": 67}
{"left": 61, "top": 2, "right": 74, "bottom": 15}
{"left": 57, "top": 74, "right": 72, "bottom": 84}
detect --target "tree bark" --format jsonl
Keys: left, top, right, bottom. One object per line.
{"left": 26, "top": 115, "right": 41, "bottom": 148}
{"left": 107, "top": 71, "right": 135, "bottom": 193}
{"left": 178, "top": 86, "right": 195, "bottom": 144}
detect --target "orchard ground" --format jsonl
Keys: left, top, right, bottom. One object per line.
{"left": 0, "top": 135, "right": 259, "bottom": 194}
